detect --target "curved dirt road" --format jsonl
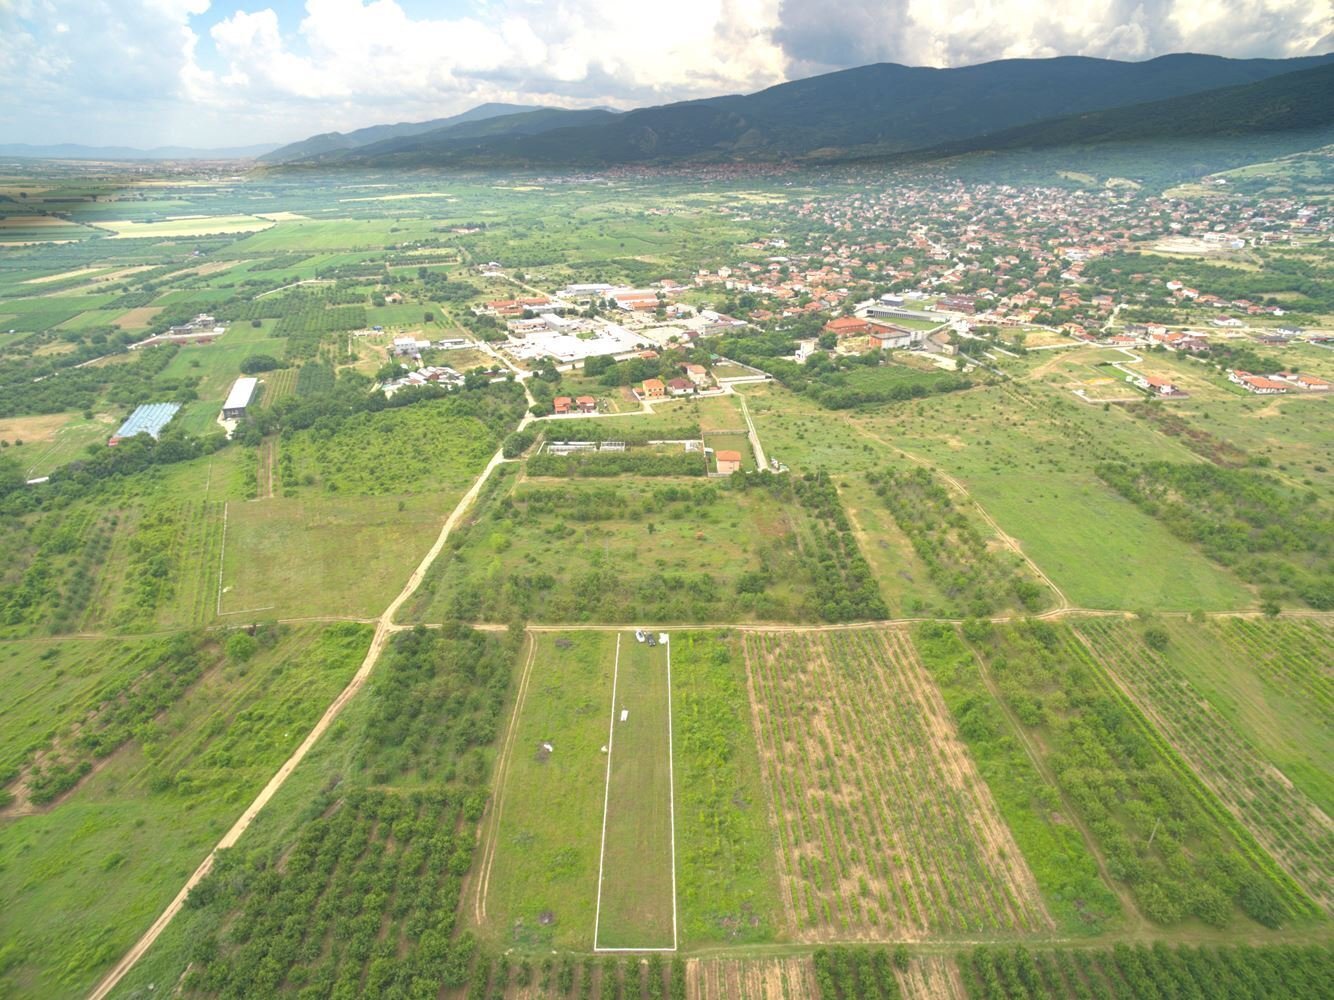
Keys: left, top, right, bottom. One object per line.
{"left": 88, "top": 429, "right": 524, "bottom": 1000}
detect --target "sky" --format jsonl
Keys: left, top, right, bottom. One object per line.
{"left": 1, "top": 0, "right": 1330, "bottom": 149}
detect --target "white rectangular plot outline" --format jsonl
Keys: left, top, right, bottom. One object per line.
{"left": 593, "top": 631, "right": 678, "bottom": 953}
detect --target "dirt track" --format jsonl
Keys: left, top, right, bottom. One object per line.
{"left": 87, "top": 430, "right": 525, "bottom": 1000}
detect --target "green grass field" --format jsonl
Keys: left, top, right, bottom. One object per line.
{"left": 479, "top": 630, "right": 778, "bottom": 953}
{"left": 218, "top": 491, "right": 458, "bottom": 619}
{"left": 0, "top": 410, "right": 118, "bottom": 476}
{"left": 595, "top": 632, "right": 676, "bottom": 950}
{"left": 0, "top": 623, "right": 372, "bottom": 999}
{"left": 856, "top": 385, "right": 1257, "bottom": 611}
{"left": 0, "top": 636, "right": 163, "bottom": 779}
{"left": 479, "top": 632, "right": 615, "bottom": 950}
{"left": 668, "top": 631, "right": 782, "bottom": 946}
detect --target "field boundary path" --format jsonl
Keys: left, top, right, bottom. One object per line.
{"left": 592, "top": 633, "right": 624, "bottom": 950}
{"left": 257, "top": 435, "right": 277, "bottom": 499}
{"left": 471, "top": 635, "right": 539, "bottom": 927}
{"left": 734, "top": 389, "right": 768, "bottom": 470}
{"left": 847, "top": 419, "right": 1071, "bottom": 610}
{"left": 87, "top": 415, "right": 531, "bottom": 1000}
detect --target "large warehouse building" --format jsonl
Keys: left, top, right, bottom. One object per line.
{"left": 221, "top": 376, "right": 259, "bottom": 420}
{"left": 108, "top": 402, "right": 181, "bottom": 446}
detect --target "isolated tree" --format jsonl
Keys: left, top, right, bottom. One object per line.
{"left": 225, "top": 631, "right": 258, "bottom": 663}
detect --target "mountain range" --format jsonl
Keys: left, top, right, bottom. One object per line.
{"left": 263, "top": 51, "right": 1334, "bottom": 170}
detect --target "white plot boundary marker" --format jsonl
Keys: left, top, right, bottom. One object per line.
{"left": 593, "top": 631, "right": 679, "bottom": 953}
{"left": 592, "top": 632, "right": 621, "bottom": 951}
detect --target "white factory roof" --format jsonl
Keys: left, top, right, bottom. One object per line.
{"left": 223, "top": 376, "right": 259, "bottom": 411}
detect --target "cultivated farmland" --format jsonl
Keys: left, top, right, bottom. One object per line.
{"left": 962, "top": 619, "right": 1317, "bottom": 928}
{"left": 686, "top": 956, "right": 819, "bottom": 999}
{"left": 1076, "top": 616, "right": 1333, "bottom": 911}
{"left": 742, "top": 629, "right": 1052, "bottom": 940}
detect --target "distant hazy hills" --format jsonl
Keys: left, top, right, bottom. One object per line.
{"left": 0, "top": 141, "right": 281, "bottom": 160}
{"left": 257, "top": 102, "right": 542, "bottom": 163}
{"left": 266, "top": 51, "right": 1334, "bottom": 169}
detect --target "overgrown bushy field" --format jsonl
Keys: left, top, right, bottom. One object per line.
{"left": 867, "top": 465, "right": 1052, "bottom": 616}
{"left": 174, "top": 624, "right": 516, "bottom": 998}
{"left": 0, "top": 623, "right": 372, "bottom": 999}
{"left": 0, "top": 448, "right": 238, "bottom": 637}
{"left": 415, "top": 473, "right": 803, "bottom": 623}
{"left": 411, "top": 469, "right": 884, "bottom": 625}
{"left": 1096, "top": 461, "right": 1333, "bottom": 609}
{"left": 963, "top": 619, "right": 1315, "bottom": 928}
{"left": 281, "top": 402, "right": 498, "bottom": 496}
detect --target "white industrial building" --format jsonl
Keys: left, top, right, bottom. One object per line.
{"left": 221, "top": 377, "right": 259, "bottom": 420}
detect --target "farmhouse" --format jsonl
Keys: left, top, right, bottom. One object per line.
{"left": 1228, "top": 370, "right": 1289, "bottom": 395}
{"left": 1274, "top": 372, "right": 1332, "bottom": 391}
{"left": 379, "top": 366, "right": 464, "bottom": 397}
{"left": 865, "top": 323, "right": 916, "bottom": 350}
{"left": 576, "top": 395, "right": 597, "bottom": 413}
{"left": 1127, "top": 373, "right": 1181, "bottom": 397}
{"left": 682, "top": 363, "right": 711, "bottom": 387}
{"left": 554, "top": 396, "right": 572, "bottom": 414}
{"left": 109, "top": 401, "right": 181, "bottom": 445}
{"left": 393, "top": 336, "right": 431, "bottom": 356}
{"left": 641, "top": 378, "right": 666, "bottom": 399}
{"left": 715, "top": 449, "right": 743, "bottom": 475}
{"left": 222, "top": 376, "right": 259, "bottom": 419}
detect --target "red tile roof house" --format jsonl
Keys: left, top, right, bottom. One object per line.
{"left": 640, "top": 378, "right": 666, "bottom": 399}
{"left": 715, "top": 450, "right": 743, "bottom": 475}
{"left": 667, "top": 377, "right": 694, "bottom": 396}
{"left": 1127, "top": 373, "right": 1181, "bottom": 397}
{"left": 1228, "top": 370, "right": 1289, "bottom": 394}
{"left": 576, "top": 395, "right": 597, "bottom": 412}
{"left": 553, "top": 396, "right": 572, "bottom": 414}
{"left": 1275, "top": 372, "right": 1332, "bottom": 391}
{"left": 823, "top": 316, "right": 872, "bottom": 337}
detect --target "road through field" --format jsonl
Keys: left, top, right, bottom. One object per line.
{"left": 87, "top": 417, "right": 529, "bottom": 1000}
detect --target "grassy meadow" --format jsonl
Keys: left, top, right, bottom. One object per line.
{"left": 595, "top": 634, "right": 677, "bottom": 950}
{"left": 478, "top": 631, "right": 615, "bottom": 951}
{"left": 0, "top": 623, "right": 372, "bottom": 999}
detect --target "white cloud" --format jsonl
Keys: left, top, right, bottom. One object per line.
{"left": 0, "top": 0, "right": 1328, "bottom": 147}
{"left": 201, "top": 0, "right": 786, "bottom": 108}
{"left": 776, "top": 0, "right": 1332, "bottom": 74}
